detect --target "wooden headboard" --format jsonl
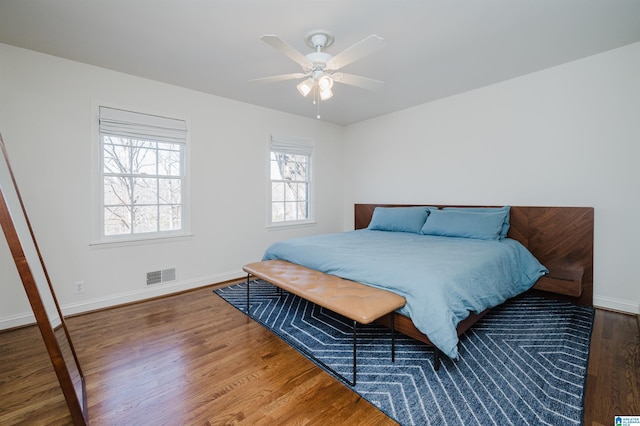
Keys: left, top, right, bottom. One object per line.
{"left": 355, "top": 204, "right": 594, "bottom": 307}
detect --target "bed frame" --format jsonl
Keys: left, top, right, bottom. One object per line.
{"left": 355, "top": 204, "right": 594, "bottom": 354}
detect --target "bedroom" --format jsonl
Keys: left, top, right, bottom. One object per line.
{"left": 0, "top": 1, "right": 639, "bottom": 424}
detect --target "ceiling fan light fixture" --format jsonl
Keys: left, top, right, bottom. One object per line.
{"left": 319, "top": 87, "right": 333, "bottom": 101}
{"left": 318, "top": 74, "right": 334, "bottom": 90}
{"left": 297, "top": 79, "right": 314, "bottom": 97}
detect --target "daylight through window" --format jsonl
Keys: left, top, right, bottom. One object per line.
{"left": 269, "top": 136, "right": 313, "bottom": 225}
{"left": 99, "top": 107, "right": 187, "bottom": 239}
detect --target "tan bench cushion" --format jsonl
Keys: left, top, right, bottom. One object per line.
{"left": 243, "top": 260, "right": 406, "bottom": 324}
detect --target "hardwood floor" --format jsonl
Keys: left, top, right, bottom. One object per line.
{"left": 584, "top": 309, "right": 640, "bottom": 425}
{"left": 1, "top": 285, "right": 638, "bottom": 425}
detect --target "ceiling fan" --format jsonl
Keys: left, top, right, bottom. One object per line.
{"left": 250, "top": 30, "right": 385, "bottom": 114}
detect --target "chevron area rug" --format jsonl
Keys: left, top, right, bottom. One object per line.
{"left": 214, "top": 280, "right": 594, "bottom": 426}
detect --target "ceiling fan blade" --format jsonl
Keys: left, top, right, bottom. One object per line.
{"left": 249, "top": 73, "right": 307, "bottom": 84}
{"left": 333, "top": 73, "right": 384, "bottom": 91}
{"left": 260, "top": 34, "right": 312, "bottom": 69}
{"left": 326, "top": 35, "right": 384, "bottom": 71}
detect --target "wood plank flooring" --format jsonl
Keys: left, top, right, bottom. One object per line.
{"left": 1, "top": 285, "right": 638, "bottom": 425}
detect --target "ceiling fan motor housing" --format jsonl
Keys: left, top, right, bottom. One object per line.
{"left": 306, "top": 51, "right": 333, "bottom": 67}
{"left": 304, "top": 31, "right": 335, "bottom": 74}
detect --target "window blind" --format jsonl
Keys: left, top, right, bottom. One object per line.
{"left": 270, "top": 135, "right": 313, "bottom": 156}
{"left": 99, "top": 106, "right": 187, "bottom": 144}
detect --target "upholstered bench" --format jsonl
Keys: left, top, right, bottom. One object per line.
{"left": 242, "top": 260, "right": 406, "bottom": 386}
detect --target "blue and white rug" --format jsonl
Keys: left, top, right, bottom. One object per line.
{"left": 214, "top": 280, "right": 594, "bottom": 426}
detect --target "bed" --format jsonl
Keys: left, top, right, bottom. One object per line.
{"left": 262, "top": 204, "right": 594, "bottom": 362}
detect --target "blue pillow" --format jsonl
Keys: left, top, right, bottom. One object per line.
{"left": 420, "top": 209, "right": 507, "bottom": 240}
{"left": 443, "top": 205, "right": 511, "bottom": 239}
{"left": 368, "top": 207, "right": 431, "bottom": 234}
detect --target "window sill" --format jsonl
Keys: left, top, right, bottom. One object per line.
{"left": 90, "top": 233, "right": 194, "bottom": 249}
{"left": 267, "top": 220, "right": 316, "bottom": 230}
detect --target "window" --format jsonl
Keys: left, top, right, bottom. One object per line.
{"left": 98, "top": 106, "right": 188, "bottom": 241}
{"left": 269, "top": 136, "right": 313, "bottom": 225}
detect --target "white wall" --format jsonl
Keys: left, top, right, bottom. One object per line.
{"left": 344, "top": 42, "right": 640, "bottom": 314}
{"left": 0, "top": 44, "right": 345, "bottom": 328}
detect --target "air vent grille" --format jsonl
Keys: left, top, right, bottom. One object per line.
{"left": 161, "top": 268, "right": 176, "bottom": 282}
{"left": 146, "top": 268, "right": 176, "bottom": 285}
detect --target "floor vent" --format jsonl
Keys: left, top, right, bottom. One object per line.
{"left": 146, "top": 268, "right": 176, "bottom": 285}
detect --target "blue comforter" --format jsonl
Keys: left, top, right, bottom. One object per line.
{"left": 263, "top": 229, "right": 547, "bottom": 359}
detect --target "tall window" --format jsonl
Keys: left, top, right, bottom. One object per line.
{"left": 269, "top": 136, "right": 313, "bottom": 225}
{"left": 99, "top": 106, "right": 187, "bottom": 240}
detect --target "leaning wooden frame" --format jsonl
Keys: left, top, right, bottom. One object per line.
{"left": 0, "top": 134, "right": 88, "bottom": 425}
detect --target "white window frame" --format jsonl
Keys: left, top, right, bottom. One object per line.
{"left": 268, "top": 135, "right": 315, "bottom": 227}
{"left": 93, "top": 105, "right": 191, "bottom": 245}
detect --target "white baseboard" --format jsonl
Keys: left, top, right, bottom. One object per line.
{"left": 61, "top": 270, "right": 244, "bottom": 316}
{"left": 593, "top": 295, "right": 640, "bottom": 315}
{"left": 0, "top": 312, "right": 36, "bottom": 330}
{"left": 0, "top": 270, "right": 244, "bottom": 331}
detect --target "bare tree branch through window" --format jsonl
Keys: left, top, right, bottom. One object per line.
{"left": 102, "top": 136, "right": 183, "bottom": 236}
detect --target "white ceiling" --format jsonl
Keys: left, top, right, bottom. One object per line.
{"left": 1, "top": 0, "right": 640, "bottom": 126}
